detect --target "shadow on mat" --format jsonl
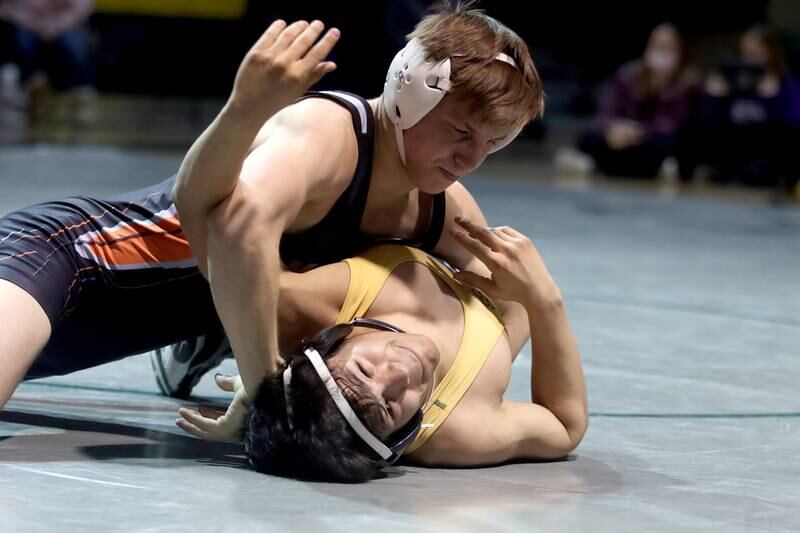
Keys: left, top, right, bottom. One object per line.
{"left": 0, "top": 410, "right": 247, "bottom": 468}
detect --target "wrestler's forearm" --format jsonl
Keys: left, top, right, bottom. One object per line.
{"left": 205, "top": 198, "right": 283, "bottom": 396}
{"left": 524, "top": 290, "right": 588, "bottom": 444}
{"left": 174, "top": 102, "right": 272, "bottom": 217}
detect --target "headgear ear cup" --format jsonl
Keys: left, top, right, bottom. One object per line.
{"left": 383, "top": 38, "right": 451, "bottom": 165}
{"left": 382, "top": 39, "right": 523, "bottom": 165}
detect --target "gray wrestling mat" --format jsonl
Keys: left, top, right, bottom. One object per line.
{"left": 2, "top": 146, "right": 799, "bottom": 532}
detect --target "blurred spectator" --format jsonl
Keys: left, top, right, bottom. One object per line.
{"left": 696, "top": 26, "right": 800, "bottom": 190}
{"left": 557, "top": 23, "right": 699, "bottom": 180}
{"left": 0, "top": 0, "right": 96, "bottom": 124}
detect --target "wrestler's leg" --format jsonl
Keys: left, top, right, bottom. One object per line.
{"left": 0, "top": 279, "right": 51, "bottom": 410}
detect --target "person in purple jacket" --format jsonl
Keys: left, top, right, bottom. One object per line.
{"left": 575, "top": 23, "right": 699, "bottom": 179}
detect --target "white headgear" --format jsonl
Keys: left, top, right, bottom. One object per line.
{"left": 382, "top": 38, "right": 521, "bottom": 165}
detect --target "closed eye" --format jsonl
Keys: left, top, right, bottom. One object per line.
{"left": 451, "top": 125, "right": 470, "bottom": 139}
{"left": 356, "top": 361, "right": 371, "bottom": 379}
{"left": 383, "top": 401, "right": 394, "bottom": 425}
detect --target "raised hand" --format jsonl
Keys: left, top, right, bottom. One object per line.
{"left": 450, "top": 215, "right": 560, "bottom": 307}
{"left": 176, "top": 374, "right": 249, "bottom": 442}
{"left": 228, "top": 19, "right": 340, "bottom": 119}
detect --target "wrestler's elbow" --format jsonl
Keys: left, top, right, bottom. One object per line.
{"left": 206, "top": 192, "right": 282, "bottom": 253}
{"left": 561, "top": 403, "right": 589, "bottom": 452}
{"left": 172, "top": 167, "right": 213, "bottom": 216}
{"left": 172, "top": 178, "right": 202, "bottom": 226}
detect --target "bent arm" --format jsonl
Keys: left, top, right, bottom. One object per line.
{"left": 438, "top": 217, "right": 588, "bottom": 464}
{"left": 523, "top": 292, "right": 588, "bottom": 449}
{"left": 179, "top": 104, "right": 351, "bottom": 397}
{"left": 173, "top": 104, "right": 275, "bottom": 275}
{"left": 203, "top": 182, "right": 286, "bottom": 395}
{"left": 415, "top": 297, "right": 587, "bottom": 467}
{"left": 434, "top": 183, "right": 530, "bottom": 356}
{"left": 173, "top": 19, "right": 340, "bottom": 273}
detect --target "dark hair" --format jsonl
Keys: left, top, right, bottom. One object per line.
{"left": 243, "top": 346, "right": 387, "bottom": 483}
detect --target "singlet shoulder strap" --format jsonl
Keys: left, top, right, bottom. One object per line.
{"left": 336, "top": 245, "right": 422, "bottom": 324}
{"left": 279, "top": 91, "right": 376, "bottom": 265}
{"left": 303, "top": 91, "right": 374, "bottom": 217}
{"left": 316, "top": 91, "right": 372, "bottom": 135}
{"left": 419, "top": 193, "right": 446, "bottom": 252}
{"left": 297, "top": 90, "right": 373, "bottom": 138}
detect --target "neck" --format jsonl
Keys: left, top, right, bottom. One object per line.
{"left": 422, "top": 369, "right": 438, "bottom": 410}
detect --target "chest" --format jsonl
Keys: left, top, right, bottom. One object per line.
{"left": 359, "top": 190, "right": 431, "bottom": 242}
{"left": 462, "top": 335, "right": 513, "bottom": 402}
{"left": 406, "top": 331, "right": 512, "bottom": 463}
{"left": 284, "top": 186, "right": 434, "bottom": 267}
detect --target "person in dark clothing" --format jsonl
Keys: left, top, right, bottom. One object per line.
{"left": 698, "top": 26, "right": 800, "bottom": 189}
{"left": 576, "top": 23, "right": 699, "bottom": 179}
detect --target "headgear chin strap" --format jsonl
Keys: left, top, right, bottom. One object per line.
{"left": 382, "top": 38, "right": 521, "bottom": 165}
{"left": 283, "top": 317, "right": 423, "bottom": 467}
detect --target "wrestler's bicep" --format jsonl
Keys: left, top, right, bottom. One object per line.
{"left": 192, "top": 101, "right": 355, "bottom": 273}
{"left": 237, "top": 100, "right": 356, "bottom": 227}
{"left": 186, "top": 134, "right": 314, "bottom": 277}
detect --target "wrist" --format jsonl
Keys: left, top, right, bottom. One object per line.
{"left": 220, "top": 98, "right": 272, "bottom": 131}
{"left": 521, "top": 283, "right": 563, "bottom": 312}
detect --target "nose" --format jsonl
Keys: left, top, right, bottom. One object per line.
{"left": 377, "top": 361, "right": 410, "bottom": 400}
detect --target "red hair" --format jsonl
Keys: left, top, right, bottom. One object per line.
{"left": 408, "top": 1, "right": 544, "bottom": 129}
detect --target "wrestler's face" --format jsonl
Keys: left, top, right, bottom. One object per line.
{"left": 402, "top": 94, "right": 515, "bottom": 194}
{"left": 328, "top": 331, "right": 440, "bottom": 437}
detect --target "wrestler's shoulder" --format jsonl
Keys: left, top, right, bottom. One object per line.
{"left": 275, "top": 97, "right": 355, "bottom": 136}
{"left": 249, "top": 97, "right": 359, "bottom": 190}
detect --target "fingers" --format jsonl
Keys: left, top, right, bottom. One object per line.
{"left": 451, "top": 224, "right": 500, "bottom": 269}
{"left": 493, "top": 225, "right": 521, "bottom": 239}
{"left": 271, "top": 20, "right": 311, "bottom": 52}
{"left": 214, "top": 373, "right": 236, "bottom": 392}
{"left": 177, "top": 407, "right": 216, "bottom": 439}
{"left": 453, "top": 270, "right": 498, "bottom": 297}
{"left": 308, "top": 61, "right": 337, "bottom": 86}
{"left": 301, "top": 26, "right": 340, "bottom": 66}
{"left": 198, "top": 405, "right": 225, "bottom": 420}
{"left": 176, "top": 418, "right": 206, "bottom": 439}
{"left": 179, "top": 407, "right": 213, "bottom": 428}
{"left": 455, "top": 215, "right": 506, "bottom": 251}
{"left": 286, "top": 20, "right": 337, "bottom": 62}
{"left": 252, "top": 19, "right": 287, "bottom": 50}
{"left": 285, "top": 20, "right": 323, "bottom": 59}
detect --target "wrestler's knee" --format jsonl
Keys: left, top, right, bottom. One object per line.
{"left": 0, "top": 279, "right": 51, "bottom": 410}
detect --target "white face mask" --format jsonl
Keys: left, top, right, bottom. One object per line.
{"left": 644, "top": 50, "right": 678, "bottom": 74}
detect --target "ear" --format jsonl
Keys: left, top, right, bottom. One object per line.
{"left": 308, "top": 324, "right": 351, "bottom": 357}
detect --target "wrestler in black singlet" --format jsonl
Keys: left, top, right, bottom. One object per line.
{"left": 0, "top": 91, "right": 445, "bottom": 379}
